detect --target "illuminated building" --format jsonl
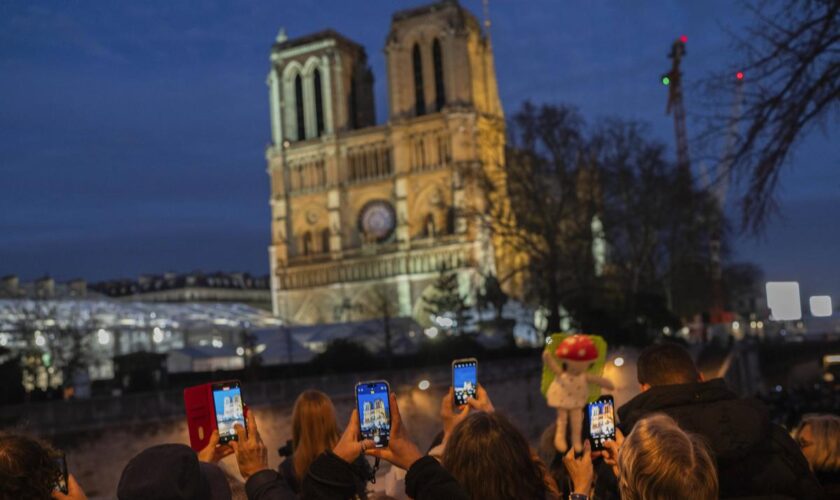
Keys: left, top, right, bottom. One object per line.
{"left": 266, "top": 0, "right": 518, "bottom": 325}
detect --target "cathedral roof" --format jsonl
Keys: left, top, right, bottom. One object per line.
{"left": 272, "top": 29, "right": 364, "bottom": 53}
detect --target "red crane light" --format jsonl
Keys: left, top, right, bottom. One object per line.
{"left": 736, "top": 71, "right": 744, "bottom": 81}
{"left": 680, "top": 34, "right": 688, "bottom": 43}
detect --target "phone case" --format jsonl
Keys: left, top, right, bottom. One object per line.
{"left": 184, "top": 383, "right": 215, "bottom": 452}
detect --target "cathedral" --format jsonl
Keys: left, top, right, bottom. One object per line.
{"left": 265, "top": 0, "right": 516, "bottom": 326}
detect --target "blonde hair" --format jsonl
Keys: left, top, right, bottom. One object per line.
{"left": 292, "top": 390, "right": 340, "bottom": 479}
{"left": 794, "top": 414, "right": 840, "bottom": 472}
{"left": 617, "top": 414, "right": 718, "bottom": 500}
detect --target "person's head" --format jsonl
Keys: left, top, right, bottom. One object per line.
{"left": 292, "top": 390, "right": 340, "bottom": 479}
{"left": 617, "top": 414, "right": 718, "bottom": 500}
{"left": 118, "top": 444, "right": 231, "bottom": 500}
{"left": 0, "top": 433, "right": 62, "bottom": 499}
{"left": 793, "top": 414, "right": 840, "bottom": 473}
{"left": 443, "top": 412, "right": 558, "bottom": 500}
{"left": 637, "top": 342, "right": 702, "bottom": 391}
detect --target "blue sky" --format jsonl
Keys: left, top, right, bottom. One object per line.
{"left": 1, "top": 0, "right": 837, "bottom": 299}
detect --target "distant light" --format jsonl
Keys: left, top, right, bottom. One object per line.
{"left": 680, "top": 34, "right": 688, "bottom": 43}
{"left": 663, "top": 326, "right": 671, "bottom": 335}
{"left": 736, "top": 71, "right": 744, "bottom": 80}
{"left": 150, "top": 312, "right": 156, "bottom": 319}
{"left": 35, "top": 334, "right": 46, "bottom": 347}
{"left": 732, "top": 321, "right": 740, "bottom": 330}
{"left": 809, "top": 296, "right": 833, "bottom": 317}
{"left": 211, "top": 338, "right": 223, "bottom": 348}
{"left": 255, "top": 343, "right": 267, "bottom": 354}
{"left": 418, "top": 379, "right": 431, "bottom": 391}
{"left": 97, "top": 329, "right": 111, "bottom": 345}
{"left": 614, "top": 356, "right": 625, "bottom": 367}
{"left": 424, "top": 326, "right": 439, "bottom": 339}
{"left": 824, "top": 354, "right": 840, "bottom": 365}
{"left": 236, "top": 347, "right": 245, "bottom": 356}
{"left": 680, "top": 326, "right": 690, "bottom": 337}
{"left": 0, "top": 335, "right": 7, "bottom": 346}
{"left": 757, "top": 321, "right": 764, "bottom": 328}
{"left": 766, "top": 282, "right": 802, "bottom": 321}
{"left": 662, "top": 76, "right": 671, "bottom": 86}
{"left": 750, "top": 321, "right": 757, "bottom": 329}
{"left": 152, "top": 328, "right": 164, "bottom": 343}
{"left": 824, "top": 372, "right": 835, "bottom": 383}
{"left": 435, "top": 316, "right": 455, "bottom": 328}
{"left": 545, "top": 337, "right": 552, "bottom": 344}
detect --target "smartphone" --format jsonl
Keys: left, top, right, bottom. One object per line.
{"left": 586, "top": 395, "right": 616, "bottom": 451}
{"left": 452, "top": 358, "right": 478, "bottom": 406}
{"left": 54, "top": 454, "right": 68, "bottom": 494}
{"left": 356, "top": 380, "right": 391, "bottom": 448}
{"left": 212, "top": 380, "right": 246, "bottom": 444}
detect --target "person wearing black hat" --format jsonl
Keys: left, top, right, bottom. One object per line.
{"left": 117, "top": 443, "right": 232, "bottom": 500}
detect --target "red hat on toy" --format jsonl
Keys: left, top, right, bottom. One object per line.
{"left": 555, "top": 335, "right": 598, "bottom": 362}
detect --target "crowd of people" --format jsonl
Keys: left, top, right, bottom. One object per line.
{"left": 2, "top": 343, "right": 839, "bottom": 500}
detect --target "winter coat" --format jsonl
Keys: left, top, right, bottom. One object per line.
{"left": 298, "top": 452, "right": 468, "bottom": 500}
{"left": 618, "top": 378, "right": 826, "bottom": 500}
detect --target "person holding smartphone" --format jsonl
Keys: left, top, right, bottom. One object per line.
{"left": 0, "top": 433, "right": 88, "bottom": 500}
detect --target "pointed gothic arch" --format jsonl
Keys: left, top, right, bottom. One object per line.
{"left": 433, "top": 38, "right": 445, "bottom": 111}
{"left": 313, "top": 68, "right": 325, "bottom": 136}
{"left": 412, "top": 44, "right": 426, "bottom": 116}
{"left": 294, "top": 74, "right": 305, "bottom": 141}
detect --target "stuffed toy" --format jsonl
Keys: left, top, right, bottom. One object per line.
{"left": 542, "top": 334, "right": 614, "bottom": 453}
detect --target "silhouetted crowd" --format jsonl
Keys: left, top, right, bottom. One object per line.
{"left": 2, "top": 343, "right": 839, "bottom": 500}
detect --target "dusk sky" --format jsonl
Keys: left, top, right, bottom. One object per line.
{"left": 1, "top": 0, "right": 837, "bottom": 299}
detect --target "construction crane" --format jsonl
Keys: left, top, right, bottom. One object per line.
{"left": 662, "top": 35, "right": 690, "bottom": 172}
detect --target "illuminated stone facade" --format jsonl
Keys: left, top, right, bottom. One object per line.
{"left": 266, "top": 0, "right": 514, "bottom": 325}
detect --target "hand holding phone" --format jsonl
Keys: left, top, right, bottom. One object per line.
{"left": 212, "top": 381, "right": 246, "bottom": 444}
{"left": 54, "top": 454, "right": 68, "bottom": 494}
{"left": 355, "top": 380, "right": 392, "bottom": 448}
{"left": 452, "top": 358, "right": 478, "bottom": 406}
{"left": 586, "top": 395, "right": 616, "bottom": 451}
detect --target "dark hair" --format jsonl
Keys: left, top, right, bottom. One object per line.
{"left": 637, "top": 342, "right": 700, "bottom": 386}
{"left": 0, "top": 433, "right": 62, "bottom": 500}
{"left": 443, "top": 412, "right": 558, "bottom": 500}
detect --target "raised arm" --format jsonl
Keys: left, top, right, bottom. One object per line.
{"left": 542, "top": 350, "right": 564, "bottom": 376}
{"left": 585, "top": 373, "right": 614, "bottom": 391}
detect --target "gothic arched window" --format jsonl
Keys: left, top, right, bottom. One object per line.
{"left": 412, "top": 44, "right": 426, "bottom": 116}
{"left": 321, "top": 228, "right": 331, "bottom": 254}
{"left": 433, "top": 39, "right": 445, "bottom": 111}
{"left": 294, "top": 74, "right": 305, "bottom": 140}
{"left": 302, "top": 231, "right": 312, "bottom": 255}
{"left": 313, "top": 68, "right": 325, "bottom": 136}
{"left": 424, "top": 213, "right": 437, "bottom": 237}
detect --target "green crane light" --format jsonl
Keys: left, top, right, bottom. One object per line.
{"left": 662, "top": 75, "right": 671, "bottom": 86}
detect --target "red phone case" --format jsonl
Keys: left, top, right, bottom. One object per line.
{"left": 183, "top": 381, "right": 249, "bottom": 452}
{"left": 184, "top": 383, "right": 215, "bottom": 452}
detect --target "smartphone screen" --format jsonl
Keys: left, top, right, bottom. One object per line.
{"left": 452, "top": 358, "right": 478, "bottom": 406}
{"left": 587, "top": 396, "right": 616, "bottom": 450}
{"left": 212, "top": 381, "right": 245, "bottom": 444}
{"left": 356, "top": 381, "right": 391, "bottom": 448}
{"left": 54, "top": 454, "right": 68, "bottom": 494}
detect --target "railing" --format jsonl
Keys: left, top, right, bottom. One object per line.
{"left": 278, "top": 243, "right": 473, "bottom": 290}
{"left": 0, "top": 357, "right": 542, "bottom": 436}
